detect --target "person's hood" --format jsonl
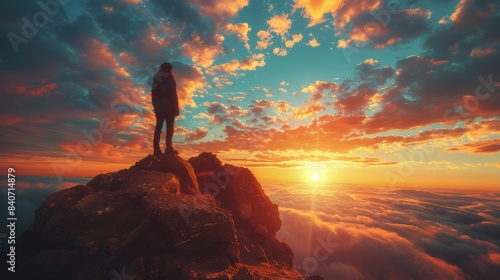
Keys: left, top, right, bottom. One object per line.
{"left": 154, "top": 71, "right": 173, "bottom": 83}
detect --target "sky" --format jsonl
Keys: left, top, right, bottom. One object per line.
{"left": 0, "top": 0, "right": 499, "bottom": 190}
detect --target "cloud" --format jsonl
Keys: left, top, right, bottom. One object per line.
{"left": 225, "top": 22, "right": 251, "bottom": 49}
{"left": 14, "top": 83, "right": 58, "bottom": 96}
{"left": 307, "top": 38, "right": 320, "bottom": 47}
{"left": 172, "top": 62, "right": 207, "bottom": 108}
{"left": 294, "top": 0, "right": 432, "bottom": 49}
{"left": 190, "top": 0, "right": 249, "bottom": 26}
{"left": 357, "top": 8, "right": 430, "bottom": 48}
{"left": 447, "top": 139, "right": 500, "bottom": 154}
{"left": 293, "top": 0, "right": 343, "bottom": 27}
{"left": 450, "top": 0, "right": 497, "bottom": 28}
{"left": 256, "top": 30, "right": 273, "bottom": 49}
{"left": 212, "top": 76, "right": 233, "bottom": 89}
{"left": 267, "top": 13, "right": 292, "bottom": 37}
{"left": 285, "top": 34, "right": 304, "bottom": 48}
{"left": 252, "top": 99, "right": 291, "bottom": 115}
{"left": 240, "top": 54, "right": 266, "bottom": 70}
{"left": 301, "top": 81, "right": 340, "bottom": 100}
{"left": 292, "top": 100, "right": 328, "bottom": 119}
{"left": 355, "top": 59, "right": 395, "bottom": 85}
{"left": 202, "top": 101, "right": 249, "bottom": 125}
{"left": 182, "top": 34, "right": 226, "bottom": 68}
{"left": 273, "top": 47, "right": 288, "bottom": 56}
{"left": 185, "top": 127, "right": 208, "bottom": 142}
{"left": 207, "top": 54, "right": 266, "bottom": 76}
{"left": 334, "top": 83, "right": 376, "bottom": 114}
{"left": 470, "top": 47, "right": 496, "bottom": 57}
{"left": 267, "top": 184, "right": 500, "bottom": 279}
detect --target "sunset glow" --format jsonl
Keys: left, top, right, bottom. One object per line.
{"left": 312, "top": 173, "right": 320, "bottom": 182}
{"left": 1, "top": 1, "right": 500, "bottom": 279}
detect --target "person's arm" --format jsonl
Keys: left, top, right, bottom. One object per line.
{"left": 152, "top": 79, "right": 160, "bottom": 108}
{"left": 170, "top": 79, "right": 180, "bottom": 116}
{"left": 151, "top": 86, "right": 157, "bottom": 107}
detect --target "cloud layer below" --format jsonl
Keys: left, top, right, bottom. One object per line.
{"left": 265, "top": 184, "right": 500, "bottom": 280}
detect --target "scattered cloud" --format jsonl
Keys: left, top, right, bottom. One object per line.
{"left": 307, "top": 38, "right": 320, "bottom": 47}
{"left": 267, "top": 13, "right": 292, "bottom": 37}
{"left": 285, "top": 34, "right": 304, "bottom": 48}
{"left": 273, "top": 47, "right": 288, "bottom": 56}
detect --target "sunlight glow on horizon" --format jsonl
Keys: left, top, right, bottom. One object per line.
{"left": 312, "top": 172, "right": 320, "bottom": 182}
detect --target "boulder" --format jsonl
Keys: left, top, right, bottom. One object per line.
{"left": 189, "top": 153, "right": 282, "bottom": 238}
{"left": 143, "top": 189, "right": 238, "bottom": 252}
{"left": 189, "top": 153, "right": 291, "bottom": 265}
{"left": 224, "top": 163, "right": 281, "bottom": 237}
{"left": 134, "top": 154, "right": 200, "bottom": 194}
{"left": 87, "top": 168, "right": 181, "bottom": 198}
{"left": 233, "top": 266, "right": 253, "bottom": 280}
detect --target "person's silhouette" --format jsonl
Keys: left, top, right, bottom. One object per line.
{"left": 152, "top": 62, "right": 179, "bottom": 155}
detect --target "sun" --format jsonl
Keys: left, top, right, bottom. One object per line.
{"left": 311, "top": 173, "right": 320, "bottom": 181}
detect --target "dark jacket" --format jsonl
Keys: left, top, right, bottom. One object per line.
{"left": 152, "top": 71, "right": 179, "bottom": 115}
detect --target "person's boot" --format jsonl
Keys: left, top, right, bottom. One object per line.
{"left": 164, "top": 144, "right": 178, "bottom": 154}
{"left": 153, "top": 129, "right": 162, "bottom": 155}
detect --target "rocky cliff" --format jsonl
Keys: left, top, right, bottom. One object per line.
{"left": 10, "top": 153, "right": 323, "bottom": 280}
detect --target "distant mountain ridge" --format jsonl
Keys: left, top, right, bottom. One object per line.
{"left": 8, "top": 152, "right": 323, "bottom": 280}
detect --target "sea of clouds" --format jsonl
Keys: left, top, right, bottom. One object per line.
{"left": 264, "top": 183, "right": 500, "bottom": 280}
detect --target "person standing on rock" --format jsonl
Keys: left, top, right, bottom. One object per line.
{"left": 152, "top": 62, "right": 180, "bottom": 155}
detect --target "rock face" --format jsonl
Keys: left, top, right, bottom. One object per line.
{"left": 9, "top": 153, "right": 323, "bottom": 280}
{"left": 188, "top": 152, "right": 293, "bottom": 265}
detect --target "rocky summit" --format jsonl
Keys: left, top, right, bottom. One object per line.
{"left": 9, "top": 153, "right": 324, "bottom": 280}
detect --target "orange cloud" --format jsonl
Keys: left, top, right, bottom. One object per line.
{"left": 225, "top": 22, "right": 251, "bottom": 41}
{"left": 212, "top": 76, "right": 233, "bottom": 89}
{"left": 207, "top": 59, "right": 241, "bottom": 76}
{"left": 207, "top": 54, "right": 266, "bottom": 75}
{"left": 293, "top": 0, "right": 343, "bottom": 27}
{"left": 470, "top": 47, "right": 496, "bottom": 56}
{"left": 256, "top": 30, "right": 272, "bottom": 49}
{"left": 273, "top": 47, "right": 288, "bottom": 56}
{"left": 285, "top": 34, "right": 304, "bottom": 48}
{"left": 81, "top": 39, "right": 131, "bottom": 77}
{"left": 334, "top": 0, "right": 383, "bottom": 30}
{"left": 447, "top": 138, "right": 500, "bottom": 154}
{"left": 182, "top": 34, "right": 225, "bottom": 68}
{"left": 292, "top": 100, "right": 328, "bottom": 119}
{"left": 240, "top": 54, "right": 266, "bottom": 70}
{"left": 184, "top": 127, "right": 208, "bottom": 142}
{"left": 267, "top": 13, "right": 292, "bottom": 37}
{"left": 253, "top": 99, "right": 291, "bottom": 115}
{"left": 175, "top": 65, "right": 207, "bottom": 109}
{"left": 118, "top": 52, "right": 141, "bottom": 67}
{"left": 307, "top": 38, "right": 320, "bottom": 47}
{"left": 15, "top": 83, "right": 57, "bottom": 96}
{"left": 225, "top": 22, "right": 251, "bottom": 49}
{"left": 301, "top": 80, "right": 340, "bottom": 100}
{"left": 450, "top": 0, "right": 496, "bottom": 28}
{"left": 191, "top": 0, "right": 249, "bottom": 26}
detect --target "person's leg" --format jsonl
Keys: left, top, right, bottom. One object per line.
{"left": 153, "top": 113, "right": 165, "bottom": 155}
{"left": 164, "top": 113, "right": 178, "bottom": 154}
{"left": 165, "top": 113, "right": 175, "bottom": 146}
